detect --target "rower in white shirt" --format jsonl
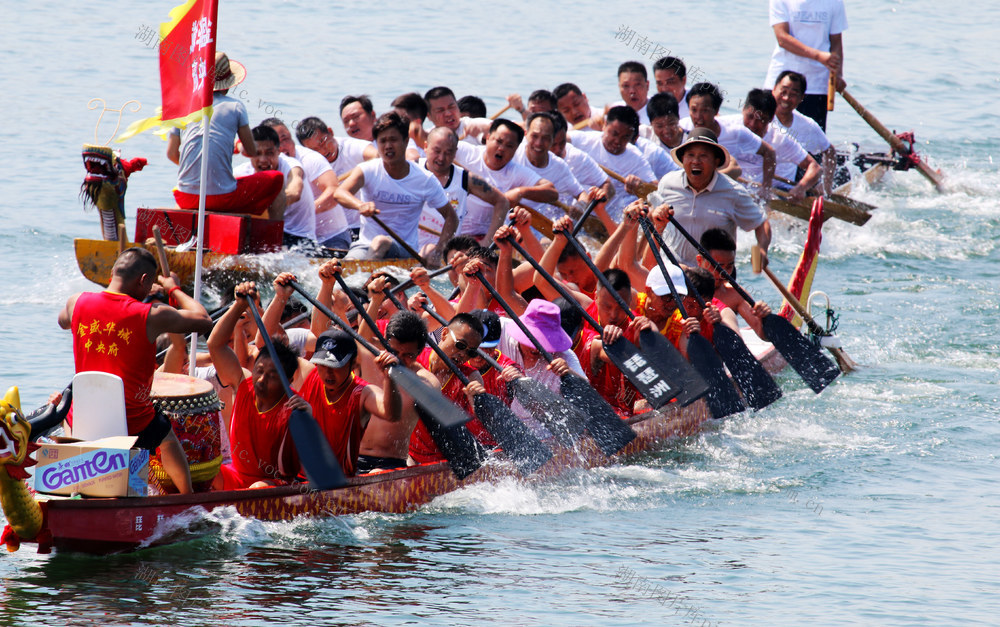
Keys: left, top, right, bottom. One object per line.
{"left": 771, "top": 70, "right": 836, "bottom": 193}
{"left": 681, "top": 82, "right": 776, "bottom": 196}
{"left": 610, "top": 60, "right": 651, "bottom": 126}
{"left": 554, "top": 82, "right": 604, "bottom": 132}
{"left": 720, "top": 88, "right": 822, "bottom": 202}
{"left": 425, "top": 86, "right": 493, "bottom": 146}
{"left": 653, "top": 55, "right": 691, "bottom": 120}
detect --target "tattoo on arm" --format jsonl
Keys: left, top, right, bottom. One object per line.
{"left": 469, "top": 174, "right": 496, "bottom": 197}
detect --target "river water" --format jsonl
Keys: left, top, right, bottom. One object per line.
{"left": 2, "top": 1, "right": 998, "bottom": 625}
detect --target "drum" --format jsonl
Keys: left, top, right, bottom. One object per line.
{"left": 149, "top": 372, "right": 223, "bottom": 491}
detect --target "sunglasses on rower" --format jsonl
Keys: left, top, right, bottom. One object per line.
{"left": 452, "top": 339, "right": 481, "bottom": 357}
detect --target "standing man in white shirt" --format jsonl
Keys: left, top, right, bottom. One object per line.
{"left": 234, "top": 124, "right": 317, "bottom": 250}
{"left": 763, "top": 0, "right": 847, "bottom": 131}
{"left": 336, "top": 112, "right": 457, "bottom": 264}
{"left": 454, "top": 119, "right": 558, "bottom": 242}
{"left": 261, "top": 118, "right": 351, "bottom": 251}
{"left": 295, "top": 116, "right": 379, "bottom": 242}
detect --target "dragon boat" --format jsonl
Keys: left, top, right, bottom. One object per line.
{"left": 0, "top": 332, "right": 786, "bottom": 555}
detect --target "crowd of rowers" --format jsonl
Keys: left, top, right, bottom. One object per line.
{"left": 60, "top": 54, "right": 842, "bottom": 492}
{"left": 168, "top": 53, "right": 839, "bottom": 264}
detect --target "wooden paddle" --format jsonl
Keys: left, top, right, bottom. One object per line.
{"left": 636, "top": 221, "right": 746, "bottom": 418}
{"left": 489, "top": 104, "right": 512, "bottom": 120}
{"left": 839, "top": 88, "right": 945, "bottom": 192}
{"left": 289, "top": 281, "right": 472, "bottom": 431}
{"left": 552, "top": 228, "right": 710, "bottom": 407}
{"left": 368, "top": 213, "right": 428, "bottom": 266}
{"left": 423, "top": 332, "right": 553, "bottom": 475}
{"left": 666, "top": 215, "right": 840, "bottom": 393}
{"left": 419, "top": 302, "right": 589, "bottom": 448}
{"left": 117, "top": 224, "right": 128, "bottom": 256}
{"left": 243, "top": 296, "right": 348, "bottom": 490}
{"left": 600, "top": 165, "right": 658, "bottom": 200}
{"left": 751, "top": 246, "right": 857, "bottom": 374}
{"left": 548, "top": 199, "right": 608, "bottom": 240}
{"left": 506, "top": 234, "right": 685, "bottom": 409}
{"left": 152, "top": 225, "right": 170, "bottom": 276}
{"left": 765, "top": 181, "right": 873, "bottom": 226}
{"left": 330, "top": 274, "right": 484, "bottom": 479}
{"left": 520, "top": 205, "right": 555, "bottom": 239}
{"left": 640, "top": 218, "right": 782, "bottom": 412}
{"left": 471, "top": 269, "right": 637, "bottom": 457}
{"left": 827, "top": 70, "right": 837, "bottom": 112}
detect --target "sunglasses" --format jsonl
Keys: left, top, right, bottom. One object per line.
{"left": 453, "top": 339, "right": 480, "bottom": 357}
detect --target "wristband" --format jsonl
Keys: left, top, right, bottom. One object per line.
{"left": 168, "top": 286, "right": 182, "bottom": 297}
{"left": 167, "top": 286, "right": 182, "bottom": 307}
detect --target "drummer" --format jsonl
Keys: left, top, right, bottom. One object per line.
{"left": 57, "top": 247, "right": 212, "bottom": 494}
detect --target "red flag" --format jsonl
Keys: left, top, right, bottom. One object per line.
{"left": 118, "top": 0, "right": 218, "bottom": 141}
{"left": 158, "top": 0, "right": 218, "bottom": 122}
{"left": 778, "top": 196, "right": 825, "bottom": 326}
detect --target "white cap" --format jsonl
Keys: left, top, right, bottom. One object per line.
{"left": 645, "top": 263, "right": 686, "bottom": 297}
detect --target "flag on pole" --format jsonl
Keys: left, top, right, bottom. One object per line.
{"left": 117, "top": 0, "right": 219, "bottom": 141}
{"left": 778, "top": 196, "right": 824, "bottom": 328}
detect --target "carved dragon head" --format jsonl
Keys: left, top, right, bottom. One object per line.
{"left": 0, "top": 387, "right": 39, "bottom": 480}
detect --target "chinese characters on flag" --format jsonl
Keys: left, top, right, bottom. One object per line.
{"left": 159, "top": 0, "right": 218, "bottom": 123}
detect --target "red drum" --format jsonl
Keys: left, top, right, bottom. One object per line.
{"left": 149, "top": 372, "right": 223, "bottom": 492}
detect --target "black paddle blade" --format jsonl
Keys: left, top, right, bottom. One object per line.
{"left": 416, "top": 406, "right": 486, "bottom": 480}
{"left": 474, "top": 393, "right": 552, "bottom": 475}
{"left": 602, "top": 336, "right": 678, "bottom": 409}
{"left": 711, "top": 324, "right": 783, "bottom": 411}
{"left": 761, "top": 314, "right": 840, "bottom": 393}
{"left": 686, "top": 334, "right": 746, "bottom": 419}
{"left": 559, "top": 375, "right": 636, "bottom": 457}
{"left": 509, "top": 377, "right": 588, "bottom": 447}
{"left": 637, "top": 328, "right": 710, "bottom": 407}
{"left": 389, "top": 365, "right": 471, "bottom": 429}
{"left": 288, "top": 409, "right": 349, "bottom": 490}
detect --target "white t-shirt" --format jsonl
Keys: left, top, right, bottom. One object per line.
{"left": 560, "top": 143, "right": 609, "bottom": 189}
{"left": 513, "top": 147, "right": 585, "bottom": 219}
{"left": 717, "top": 115, "right": 809, "bottom": 183}
{"left": 293, "top": 145, "right": 349, "bottom": 241}
{"left": 763, "top": 0, "right": 848, "bottom": 95}
{"left": 327, "top": 136, "right": 374, "bottom": 229}
{"left": 568, "top": 130, "right": 655, "bottom": 219}
{"left": 235, "top": 154, "right": 316, "bottom": 239}
{"left": 173, "top": 94, "right": 248, "bottom": 195}
{"left": 417, "top": 160, "right": 468, "bottom": 250}
{"left": 455, "top": 142, "right": 542, "bottom": 236}
{"left": 680, "top": 116, "right": 763, "bottom": 164}
{"left": 771, "top": 110, "right": 832, "bottom": 180}
{"left": 611, "top": 100, "right": 650, "bottom": 126}
{"left": 356, "top": 160, "right": 448, "bottom": 251}
{"left": 635, "top": 137, "right": 679, "bottom": 179}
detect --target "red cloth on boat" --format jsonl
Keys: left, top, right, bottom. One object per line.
{"left": 70, "top": 291, "right": 156, "bottom": 434}
{"left": 223, "top": 378, "right": 297, "bottom": 490}
{"left": 408, "top": 348, "right": 495, "bottom": 464}
{"left": 173, "top": 170, "right": 283, "bottom": 215}
{"left": 298, "top": 368, "right": 368, "bottom": 477}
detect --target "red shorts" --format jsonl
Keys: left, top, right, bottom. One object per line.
{"left": 218, "top": 463, "right": 272, "bottom": 490}
{"left": 173, "top": 170, "right": 284, "bottom": 215}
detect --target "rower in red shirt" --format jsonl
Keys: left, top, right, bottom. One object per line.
{"left": 297, "top": 328, "right": 397, "bottom": 476}
{"left": 207, "top": 282, "right": 306, "bottom": 490}
{"left": 58, "top": 247, "right": 213, "bottom": 494}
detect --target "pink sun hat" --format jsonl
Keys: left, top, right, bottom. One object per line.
{"left": 508, "top": 300, "right": 572, "bottom": 353}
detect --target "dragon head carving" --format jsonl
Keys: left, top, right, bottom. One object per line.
{"left": 0, "top": 387, "right": 39, "bottom": 480}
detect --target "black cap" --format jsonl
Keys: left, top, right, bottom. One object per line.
{"left": 470, "top": 309, "right": 501, "bottom": 349}
{"left": 310, "top": 330, "right": 357, "bottom": 368}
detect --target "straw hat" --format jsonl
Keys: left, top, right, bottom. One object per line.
{"left": 670, "top": 127, "right": 729, "bottom": 167}
{"left": 214, "top": 52, "right": 246, "bottom": 92}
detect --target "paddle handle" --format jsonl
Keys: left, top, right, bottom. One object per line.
{"left": 598, "top": 165, "right": 657, "bottom": 199}
{"left": 424, "top": 333, "right": 471, "bottom": 386}
{"left": 289, "top": 280, "right": 381, "bottom": 357}
{"left": 638, "top": 219, "right": 690, "bottom": 317}
{"left": 332, "top": 273, "right": 392, "bottom": 349}
{"left": 152, "top": 225, "right": 170, "bottom": 276}
{"left": 369, "top": 214, "right": 428, "bottom": 266}
{"left": 244, "top": 295, "right": 295, "bottom": 398}
{"left": 555, "top": 230, "right": 635, "bottom": 322}
{"left": 571, "top": 196, "right": 602, "bottom": 236}
{"left": 506, "top": 236, "right": 604, "bottom": 331}
{"left": 472, "top": 269, "right": 555, "bottom": 363}
{"left": 827, "top": 71, "right": 836, "bottom": 112}
{"left": 666, "top": 215, "right": 757, "bottom": 307}
{"left": 390, "top": 263, "right": 453, "bottom": 296}
{"left": 489, "top": 104, "right": 511, "bottom": 120}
